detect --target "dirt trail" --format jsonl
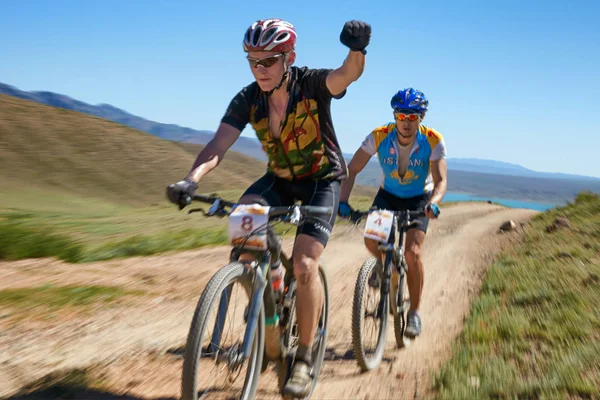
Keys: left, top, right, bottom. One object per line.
{"left": 0, "top": 203, "right": 539, "bottom": 399}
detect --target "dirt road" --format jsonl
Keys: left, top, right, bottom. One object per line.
{"left": 0, "top": 203, "right": 538, "bottom": 399}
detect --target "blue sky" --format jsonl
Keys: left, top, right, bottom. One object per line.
{"left": 2, "top": 0, "right": 599, "bottom": 177}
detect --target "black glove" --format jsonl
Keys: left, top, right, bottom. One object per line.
{"left": 340, "top": 20, "right": 371, "bottom": 54}
{"left": 166, "top": 178, "right": 197, "bottom": 209}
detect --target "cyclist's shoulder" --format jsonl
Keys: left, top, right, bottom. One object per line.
{"left": 290, "top": 66, "right": 331, "bottom": 85}
{"left": 239, "top": 80, "right": 261, "bottom": 96}
{"left": 365, "top": 122, "right": 395, "bottom": 149}
{"left": 370, "top": 122, "right": 395, "bottom": 139}
{"left": 419, "top": 124, "right": 445, "bottom": 146}
{"left": 294, "top": 65, "right": 334, "bottom": 77}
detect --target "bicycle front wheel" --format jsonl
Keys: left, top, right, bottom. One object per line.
{"left": 181, "top": 262, "right": 264, "bottom": 400}
{"left": 351, "top": 257, "right": 388, "bottom": 372}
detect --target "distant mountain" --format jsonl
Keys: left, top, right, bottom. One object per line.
{"left": 0, "top": 82, "right": 267, "bottom": 162}
{"left": 445, "top": 158, "right": 600, "bottom": 182}
{"left": 2, "top": 82, "right": 599, "bottom": 184}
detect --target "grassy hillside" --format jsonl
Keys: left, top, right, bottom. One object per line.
{"left": 0, "top": 94, "right": 275, "bottom": 206}
{"left": 431, "top": 192, "right": 600, "bottom": 398}
{"left": 0, "top": 94, "right": 374, "bottom": 262}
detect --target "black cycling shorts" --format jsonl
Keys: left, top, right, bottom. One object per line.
{"left": 241, "top": 173, "right": 341, "bottom": 247}
{"left": 371, "top": 188, "right": 432, "bottom": 237}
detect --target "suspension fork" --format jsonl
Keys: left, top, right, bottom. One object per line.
{"left": 395, "top": 212, "right": 409, "bottom": 314}
{"left": 239, "top": 254, "right": 270, "bottom": 359}
{"left": 378, "top": 216, "right": 397, "bottom": 318}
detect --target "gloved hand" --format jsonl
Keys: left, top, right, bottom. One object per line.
{"left": 338, "top": 201, "right": 353, "bottom": 218}
{"left": 425, "top": 202, "right": 441, "bottom": 219}
{"left": 166, "top": 178, "right": 197, "bottom": 209}
{"left": 340, "top": 20, "right": 371, "bottom": 54}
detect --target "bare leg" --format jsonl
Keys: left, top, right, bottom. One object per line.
{"left": 292, "top": 234, "right": 324, "bottom": 350}
{"left": 404, "top": 228, "right": 425, "bottom": 311}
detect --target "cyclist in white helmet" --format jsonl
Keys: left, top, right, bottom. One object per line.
{"left": 338, "top": 88, "right": 448, "bottom": 339}
{"left": 167, "top": 18, "right": 371, "bottom": 398}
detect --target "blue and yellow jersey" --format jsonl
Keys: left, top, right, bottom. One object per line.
{"left": 360, "top": 123, "right": 447, "bottom": 198}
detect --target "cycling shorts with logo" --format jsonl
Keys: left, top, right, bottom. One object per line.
{"left": 371, "top": 188, "right": 432, "bottom": 244}
{"left": 242, "top": 173, "right": 340, "bottom": 246}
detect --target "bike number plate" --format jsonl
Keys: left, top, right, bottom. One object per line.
{"left": 363, "top": 209, "right": 394, "bottom": 243}
{"left": 228, "top": 204, "right": 270, "bottom": 250}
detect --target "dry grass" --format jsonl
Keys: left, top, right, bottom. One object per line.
{"left": 0, "top": 94, "right": 376, "bottom": 261}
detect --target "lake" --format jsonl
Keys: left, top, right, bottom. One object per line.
{"left": 442, "top": 193, "right": 559, "bottom": 212}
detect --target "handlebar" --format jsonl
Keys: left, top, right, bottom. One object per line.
{"left": 343, "top": 204, "right": 440, "bottom": 224}
{"left": 184, "top": 193, "right": 333, "bottom": 221}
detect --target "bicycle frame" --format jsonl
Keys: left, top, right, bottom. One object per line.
{"left": 209, "top": 234, "right": 283, "bottom": 365}
{"left": 380, "top": 212, "right": 411, "bottom": 318}
{"left": 352, "top": 209, "right": 427, "bottom": 320}
{"left": 193, "top": 195, "right": 320, "bottom": 366}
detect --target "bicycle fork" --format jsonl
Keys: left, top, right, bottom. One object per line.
{"left": 377, "top": 245, "right": 395, "bottom": 320}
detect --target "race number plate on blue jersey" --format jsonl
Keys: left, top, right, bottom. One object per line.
{"left": 228, "top": 204, "right": 270, "bottom": 250}
{"left": 363, "top": 209, "right": 394, "bottom": 243}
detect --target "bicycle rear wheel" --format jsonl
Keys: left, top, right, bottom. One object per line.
{"left": 181, "top": 262, "right": 264, "bottom": 400}
{"left": 278, "top": 263, "right": 330, "bottom": 399}
{"left": 351, "top": 257, "right": 389, "bottom": 371}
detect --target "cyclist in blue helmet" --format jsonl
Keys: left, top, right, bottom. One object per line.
{"left": 338, "top": 87, "right": 448, "bottom": 338}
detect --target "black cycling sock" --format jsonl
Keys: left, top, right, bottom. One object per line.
{"left": 296, "top": 344, "right": 312, "bottom": 366}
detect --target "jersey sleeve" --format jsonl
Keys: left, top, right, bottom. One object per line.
{"left": 220, "top": 85, "right": 253, "bottom": 131}
{"left": 431, "top": 137, "right": 447, "bottom": 161}
{"left": 360, "top": 132, "right": 377, "bottom": 156}
{"left": 302, "top": 68, "right": 347, "bottom": 101}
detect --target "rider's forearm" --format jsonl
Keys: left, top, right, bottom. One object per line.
{"left": 185, "top": 141, "right": 225, "bottom": 183}
{"left": 340, "top": 173, "right": 357, "bottom": 203}
{"left": 430, "top": 178, "right": 447, "bottom": 205}
{"left": 339, "top": 50, "right": 366, "bottom": 83}
{"left": 326, "top": 50, "right": 366, "bottom": 96}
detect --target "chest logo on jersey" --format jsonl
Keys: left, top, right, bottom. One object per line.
{"left": 408, "top": 159, "right": 424, "bottom": 167}
{"left": 390, "top": 169, "right": 419, "bottom": 185}
{"left": 382, "top": 156, "right": 396, "bottom": 165}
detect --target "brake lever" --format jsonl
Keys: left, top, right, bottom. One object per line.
{"left": 188, "top": 207, "right": 206, "bottom": 215}
{"left": 214, "top": 207, "right": 229, "bottom": 218}
{"left": 206, "top": 198, "right": 221, "bottom": 216}
{"left": 290, "top": 206, "right": 302, "bottom": 225}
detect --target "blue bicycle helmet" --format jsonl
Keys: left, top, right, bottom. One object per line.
{"left": 390, "top": 88, "right": 429, "bottom": 114}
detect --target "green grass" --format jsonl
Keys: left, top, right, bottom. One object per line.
{"left": 81, "top": 227, "right": 229, "bottom": 262}
{"left": 0, "top": 179, "right": 376, "bottom": 262}
{"left": 431, "top": 192, "right": 600, "bottom": 399}
{"left": 0, "top": 184, "right": 245, "bottom": 262}
{"left": 0, "top": 219, "right": 84, "bottom": 262}
{"left": 0, "top": 284, "right": 142, "bottom": 310}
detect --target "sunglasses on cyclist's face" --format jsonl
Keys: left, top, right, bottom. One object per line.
{"left": 394, "top": 111, "right": 421, "bottom": 122}
{"left": 246, "top": 54, "right": 283, "bottom": 69}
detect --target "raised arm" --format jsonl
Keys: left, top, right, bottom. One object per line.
{"left": 326, "top": 20, "right": 371, "bottom": 97}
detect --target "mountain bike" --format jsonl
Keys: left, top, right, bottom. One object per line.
{"left": 341, "top": 204, "right": 439, "bottom": 372}
{"left": 178, "top": 193, "right": 331, "bottom": 400}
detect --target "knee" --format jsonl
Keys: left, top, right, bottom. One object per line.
{"left": 405, "top": 244, "right": 422, "bottom": 268}
{"left": 293, "top": 254, "right": 319, "bottom": 285}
